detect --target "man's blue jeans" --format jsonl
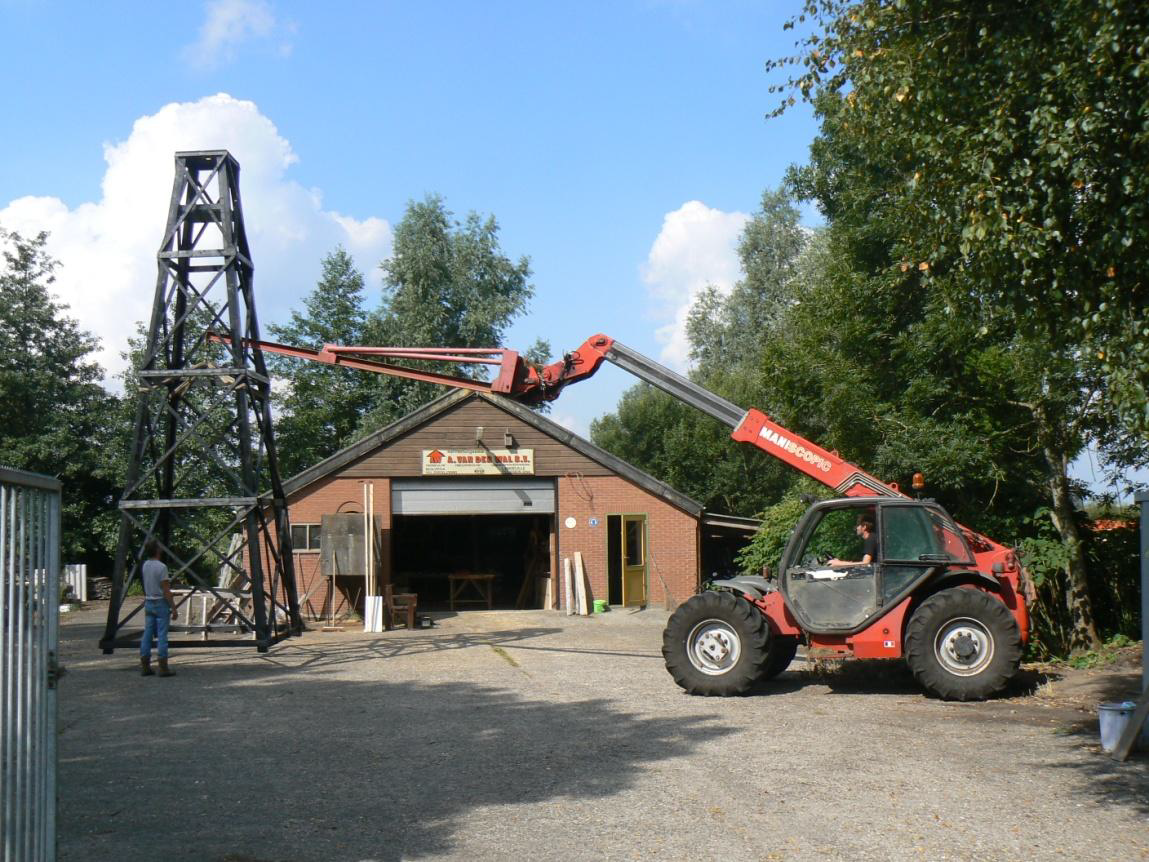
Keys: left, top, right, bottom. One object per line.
{"left": 141, "top": 598, "right": 171, "bottom": 659}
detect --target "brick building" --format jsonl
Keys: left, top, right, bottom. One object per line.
{"left": 280, "top": 389, "right": 751, "bottom": 618}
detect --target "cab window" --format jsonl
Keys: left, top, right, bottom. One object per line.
{"left": 881, "top": 506, "right": 971, "bottom": 563}
{"left": 795, "top": 507, "right": 869, "bottom": 566}
{"left": 927, "top": 508, "right": 974, "bottom": 563}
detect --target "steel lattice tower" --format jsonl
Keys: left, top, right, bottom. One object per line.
{"left": 101, "top": 151, "right": 302, "bottom": 653}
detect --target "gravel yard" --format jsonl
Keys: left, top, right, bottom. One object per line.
{"left": 57, "top": 602, "right": 1149, "bottom": 862}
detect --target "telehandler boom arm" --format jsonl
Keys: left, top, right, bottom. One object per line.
{"left": 540, "top": 335, "right": 903, "bottom": 500}
{"left": 211, "top": 330, "right": 1016, "bottom": 563}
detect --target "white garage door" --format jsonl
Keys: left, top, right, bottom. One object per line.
{"left": 391, "top": 478, "right": 556, "bottom": 515}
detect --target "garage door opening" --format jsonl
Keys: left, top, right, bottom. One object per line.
{"left": 392, "top": 514, "right": 552, "bottom": 610}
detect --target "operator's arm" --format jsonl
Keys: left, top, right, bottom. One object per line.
{"left": 827, "top": 554, "right": 871, "bottom": 567}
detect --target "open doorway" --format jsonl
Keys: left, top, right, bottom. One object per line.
{"left": 606, "top": 514, "right": 647, "bottom": 607}
{"left": 391, "top": 513, "right": 552, "bottom": 610}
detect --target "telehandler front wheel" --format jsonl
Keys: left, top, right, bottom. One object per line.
{"left": 904, "top": 587, "right": 1022, "bottom": 701}
{"left": 662, "top": 591, "right": 769, "bottom": 696}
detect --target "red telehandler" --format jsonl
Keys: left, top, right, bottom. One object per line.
{"left": 216, "top": 331, "right": 1031, "bottom": 700}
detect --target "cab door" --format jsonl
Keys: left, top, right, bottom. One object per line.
{"left": 782, "top": 504, "right": 879, "bottom": 631}
{"left": 621, "top": 515, "right": 647, "bottom": 607}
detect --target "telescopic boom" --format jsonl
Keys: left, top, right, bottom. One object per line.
{"left": 210, "top": 330, "right": 1014, "bottom": 561}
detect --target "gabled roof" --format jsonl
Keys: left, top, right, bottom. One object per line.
{"left": 280, "top": 389, "right": 704, "bottom": 516}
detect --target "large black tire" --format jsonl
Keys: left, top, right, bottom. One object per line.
{"left": 904, "top": 587, "right": 1022, "bottom": 701}
{"left": 662, "top": 591, "right": 770, "bottom": 696}
{"left": 761, "top": 636, "right": 799, "bottom": 681}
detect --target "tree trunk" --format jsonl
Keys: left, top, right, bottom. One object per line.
{"left": 1042, "top": 444, "right": 1102, "bottom": 653}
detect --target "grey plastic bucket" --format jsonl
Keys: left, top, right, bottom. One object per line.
{"left": 1099, "top": 702, "right": 1138, "bottom": 753}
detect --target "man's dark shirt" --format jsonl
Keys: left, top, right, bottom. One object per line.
{"left": 861, "top": 533, "right": 879, "bottom": 563}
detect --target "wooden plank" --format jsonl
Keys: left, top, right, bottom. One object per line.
{"left": 563, "top": 557, "right": 574, "bottom": 616}
{"left": 574, "top": 552, "right": 589, "bottom": 616}
{"left": 582, "top": 563, "right": 591, "bottom": 615}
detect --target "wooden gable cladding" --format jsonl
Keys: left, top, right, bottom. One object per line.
{"left": 339, "top": 397, "right": 614, "bottom": 479}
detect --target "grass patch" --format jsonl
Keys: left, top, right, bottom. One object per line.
{"left": 1065, "top": 635, "right": 1138, "bottom": 670}
{"left": 490, "top": 646, "right": 520, "bottom": 667}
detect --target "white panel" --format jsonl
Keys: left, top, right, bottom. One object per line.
{"left": 392, "top": 478, "right": 556, "bottom": 515}
{"left": 63, "top": 564, "right": 87, "bottom": 602}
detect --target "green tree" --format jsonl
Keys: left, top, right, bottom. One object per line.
{"left": 268, "top": 247, "right": 374, "bottom": 476}
{"left": 358, "top": 195, "right": 534, "bottom": 429}
{"left": 766, "top": 0, "right": 1149, "bottom": 651}
{"left": 749, "top": 230, "right": 1051, "bottom": 531}
{"left": 591, "top": 384, "right": 789, "bottom": 514}
{"left": 0, "top": 228, "right": 119, "bottom": 567}
{"left": 687, "top": 188, "right": 807, "bottom": 375}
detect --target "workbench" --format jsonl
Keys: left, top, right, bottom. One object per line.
{"left": 448, "top": 573, "right": 496, "bottom": 610}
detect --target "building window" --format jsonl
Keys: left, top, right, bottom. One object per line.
{"left": 624, "top": 517, "right": 644, "bottom": 567}
{"left": 290, "top": 524, "right": 322, "bottom": 552}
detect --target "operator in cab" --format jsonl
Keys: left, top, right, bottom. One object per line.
{"left": 829, "top": 512, "right": 878, "bottom": 567}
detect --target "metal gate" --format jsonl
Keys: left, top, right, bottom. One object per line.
{"left": 1, "top": 467, "right": 61, "bottom": 862}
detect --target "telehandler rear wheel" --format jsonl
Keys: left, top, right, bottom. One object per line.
{"left": 662, "top": 591, "right": 769, "bottom": 695}
{"left": 904, "top": 587, "right": 1022, "bottom": 701}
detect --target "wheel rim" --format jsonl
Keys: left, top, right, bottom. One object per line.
{"left": 933, "top": 616, "right": 995, "bottom": 676}
{"left": 686, "top": 618, "right": 742, "bottom": 675}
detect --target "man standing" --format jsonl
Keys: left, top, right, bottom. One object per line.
{"left": 140, "top": 539, "right": 177, "bottom": 677}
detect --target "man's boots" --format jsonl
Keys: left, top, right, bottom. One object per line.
{"left": 157, "top": 658, "right": 175, "bottom": 677}
{"left": 140, "top": 656, "right": 155, "bottom": 676}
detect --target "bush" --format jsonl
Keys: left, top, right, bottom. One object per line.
{"left": 1018, "top": 507, "right": 1141, "bottom": 659}
{"left": 1083, "top": 518, "right": 1140, "bottom": 641}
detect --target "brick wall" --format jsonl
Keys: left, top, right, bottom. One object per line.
{"left": 284, "top": 475, "right": 392, "bottom": 619}
{"left": 555, "top": 475, "right": 699, "bottom": 611}
{"left": 274, "top": 471, "right": 700, "bottom": 618}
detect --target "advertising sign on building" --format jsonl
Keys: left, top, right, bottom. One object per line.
{"left": 422, "top": 448, "right": 535, "bottom": 476}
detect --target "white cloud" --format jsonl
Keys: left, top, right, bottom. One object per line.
{"left": 183, "top": 0, "right": 290, "bottom": 70}
{"left": 0, "top": 93, "right": 392, "bottom": 385}
{"left": 641, "top": 200, "right": 748, "bottom": 369}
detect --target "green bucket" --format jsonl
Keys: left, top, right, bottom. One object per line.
{"left": 593, "top": 599, "right": 609, "bottom": 614}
